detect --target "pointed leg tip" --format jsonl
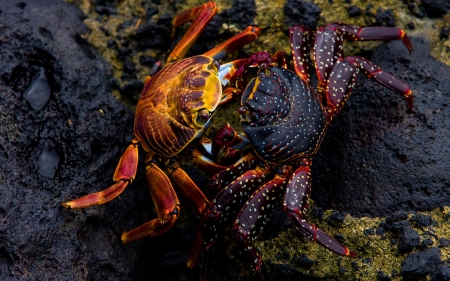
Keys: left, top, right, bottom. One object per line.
{"left": 61, "top": 202, "right": 71, "bottom": 209}
{"left": 347, "top": 249, "right": 358, "bottom": 258}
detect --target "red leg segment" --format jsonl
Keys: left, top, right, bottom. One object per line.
{"left": 170, "top": 166, "right": 209, "bottom": 218}
{"left": 325, "top": 55, "right": 413, "bottom": 116}
{"left": 210, "top": 153, "right": 257, "bottom": 192}
{"left": 187, "top": 162, "right": 272, "bottom": 268}
{"left": 289, "top": 25, "right": 314, "bottom": 84}
{"left": 283, "top": 164, "right": 357, "bottom": 257}
{"left": 312, "top": 23, "right": 412, "bottom": 90}
{"left": 62, "top": 140, "right": 139, "bottom": 209}
{"left": 168, "top": 2, "right": 218, "bottom": 63}
{"left": 121, "top": 161, "right": 180, "bottom": 243}
{"left": 233, "top": 165, "right": 292, "bottom": 277}
{"left": 203, "top": 26, "right": 261, "bottom": 61}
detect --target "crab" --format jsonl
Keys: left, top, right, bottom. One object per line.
{"left": 187, "top": 23, "right": 413, "bottom": 279}
{"left": 62, "top": 2, "right": 261, "bottom": 243}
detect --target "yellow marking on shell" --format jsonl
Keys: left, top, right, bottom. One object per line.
{"left": 202, "top": 66, "right": 221, "bottom": 112}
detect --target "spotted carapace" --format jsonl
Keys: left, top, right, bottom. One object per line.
{"left": 187, "top": 22, "right": 414, "bottom": 280}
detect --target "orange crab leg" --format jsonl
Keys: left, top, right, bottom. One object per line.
{"left": 121, "top": 161, "right": 180, "bottom": 243}
{"left": 190, "top": 148, "right": 227, "bottom": 175}
{"left": 168, "top": 2, "right": 218, "bottom": 63}
{"left": 62, "top": 140, "right": 139, "bottom": 209}
{"left": 203, "top": 26, "right": 261, "bottom": 60}
{"left": 171, "top": 167, "right": 209, "bottom": 217}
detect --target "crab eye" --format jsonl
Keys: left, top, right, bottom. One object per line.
{"left": 207, "top": 61, "right": 219, "bottom": 73}
{"left": 195, "top": 109, "right": 212, "bottom": 126}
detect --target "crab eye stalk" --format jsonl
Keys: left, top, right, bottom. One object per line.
{"left": 207, "top": 61, "right": 219, "bottom": 74}
{"left": 195, "top": 109, "right": 212, "bottom": 127}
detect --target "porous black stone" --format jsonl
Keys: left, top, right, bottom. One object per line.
{"left": 312, "top": 38, "right": 450, "bottom": 217}
{"left": 401, "top": 247, "right": 441, "bottom": 279}
{"left": 284, "top": 0, "right": 321, "bottom": 29}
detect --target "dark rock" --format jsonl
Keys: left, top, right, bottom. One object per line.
{"left": 410, "top": 213, "right": 433, "bottom": 228}
{"left": 347, "top": 5, "right": 363, "bottom": 17}
{"left": 420, "top": 238, "right": 434, "bottom": 249}
{"left": 401, "top": 247, "right": 441, "bottom": 279}
{"left": 296, "top": 254, "right": 314, "bottom": 269}
{"left": 405, "top": 0, "right": 426, "bottom": 18}
{"left": 327, "top": 210, "right": 346, "bottom": 226}
{"left": 377, "top": 221, "right": 388, "bottom": 235}
{"left": 36, "top": 147, "right": 60, "bottom": 178}
{"left": 421, "top": 0, "right": 450, "bottom": 18}
{"left": 0, "top": 1, "right": 168, "bottom": 281}
{"left": 440, "top": 27, "right": 450, "bottom": 40}
{"left": 397, "top": 224, "right": 420, "bottom": 252}
{"left": 145, "top": 7, "right": 159, "bottom": 20}
{"left": 284, "top": 0, "right": 321, "bottom": 29}
{"left": 377, "top": 270, "right": 390, "bottom": 280}
{"left": 22, "top": 67, "right": 51, "bottom": 110}
{"left": 407, "top": 22, "right": 416, "bottom": 30}
{"left": 431, "top": 265, "right": 450, "bottom": 281}
{"left": 438, "top": 238, "right": 450, "bottom": 248}
{"left": 334, "top": 233, "right": 345, "bottom": 243}
{"left": 136, "top": 21, "right": 171, "bottom": 49}
{"left": 363, "top": 227, "right": 375, "bottom": 236}
{"left": 95, "top": 5, "right": 117, "bottom": 16}
{"left": 312, "top": 38, "right": 450, "bottom": 217}
{"left": 386, "top": 210, "right": 409, "bottom": 225}
{"left": 221, "top": 0, "right": 257, "bottom": 29}
{"left": 374, "top": 8, "right": 396, "bottom": 26}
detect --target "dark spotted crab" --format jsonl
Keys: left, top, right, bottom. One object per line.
{"left": 188, "top": 23, "right": 413, "bottom": 279}
{"left": 62, "top": 2, "right": 260, "bottom": 243}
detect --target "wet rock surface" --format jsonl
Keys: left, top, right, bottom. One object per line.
{"left": 313, "top": 38, "right": 450, "bottom": 217}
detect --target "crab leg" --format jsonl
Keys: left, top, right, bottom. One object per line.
{"left": 210, "top": 153, "right": 258, "bottom": 191}
{"left": 284, "top": 165, "right": 358, "bottom": 257}
{"left": 121, "top": 162, "right": 180, "bottom": 244}
{"left": 203, "top": 26, "right": 261, "bottom": 61}
{"left": 325, "top": 55, "right": 413, "bottom": 117}
{"left": 187, "top": 162, "right": 272, "bottom": 269}
{"left": 233, "top": 165, "right": 292, "bottom": 278}
{"left": 170, "top": 166, "right": 209, "bottom": 218}
{"left": 289, "top": 25, "right": 314, "bottom": 84}
{"left": 168, "top": 2, "right": 218, "bottom": 63}
{"left": 312, "top": 23, "right": 412, "bottom": 90}
{"left": 61, "top": 140, "right": 138, "bottom": 209}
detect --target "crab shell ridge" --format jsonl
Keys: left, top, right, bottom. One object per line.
{"left": 134, "top": 55, "right": 222, "bottom": 157}
{"left": 240, "top": 66, "right": 326, "bottom": 164}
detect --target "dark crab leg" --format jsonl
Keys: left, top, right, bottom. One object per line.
{"left": 284, "top": 164, "right": 358, "bottom": 257}
{"left": 187, "top": 162, "right": 272, "bottom": 269}
{"left": 168, "top": 2, "right": 218, "bottom": 63}
{"left": 121, "top": 161, "right": 180, "bottom": 243}
{"left": 210, "top": 153, "right": 258, "bottom": 191}
{"left": 325, "top": 55, "right": 413, "bottom": 116}
{"left": 61, "top": 140, "right": 139, "bottom": 209}
{"left": 233, "top": 165, "right": 292, "bottom": 279}
{"left": 289, "top": 25, "right": 314, "bottom": 84}
{"left": 313, "top": 23, "right": 412, "bottom": 90}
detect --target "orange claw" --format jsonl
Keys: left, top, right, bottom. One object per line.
{"left": 62, "top": 140, "right": 139, "bottom": 209}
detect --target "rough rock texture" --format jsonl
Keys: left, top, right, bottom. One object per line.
{"left": 313, "top": 38, "right": 450, "bottom": 217}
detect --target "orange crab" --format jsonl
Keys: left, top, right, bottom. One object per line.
{"left": 62, "top": 2, "right": 260, "bottom": 243}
